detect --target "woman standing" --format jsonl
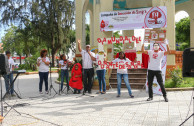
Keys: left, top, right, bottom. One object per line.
{"left": 95, "top": 51, "right": 107, "bottom": 94}
{"left": 37, "top": 49, "right": 50, "bottom": 94}
{"left": 112, "top": 51, "right": 134, "bottom": 98}
{"left": 59, "top": 54, "right": 71, "bottom": 92}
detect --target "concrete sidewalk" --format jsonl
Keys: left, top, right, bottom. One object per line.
{"left": 0, "top": 73, "right": 193, "bottom": 126}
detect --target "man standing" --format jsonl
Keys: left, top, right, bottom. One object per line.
{"left": 77, "top": 39, "right": 96, "bottom": 94}
{"left": 141, "top": 40, "right": 170, "bottom": 102}
{"left": 4, "top": 51, "right": 15, "bottom": 96}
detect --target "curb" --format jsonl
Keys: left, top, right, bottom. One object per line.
{"left": 55, "top": 81, "right": 194, "bottom": 91}
{"left": 165, "top": 87, "right": 194, "bottom": 91}
{"left": 23, "top": 71, "right": 58, "bottom": 75}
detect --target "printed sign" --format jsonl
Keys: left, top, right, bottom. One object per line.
{"left": 100, "top": 6, "right": 167, "bottom": 31}
{"left": 144, "top": 28, "right": 166, "bottom": 43}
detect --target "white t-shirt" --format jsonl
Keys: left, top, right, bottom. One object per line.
{"left": 8, "top": 57, "right": 15, "bottom": 72}
{"left": 95, "top": 54, "right": 106, "bottom": 71}
{"left": 148, "top": 50, "right": 164, "bottom": 71}
{"left": 59, "top": 60, "right": 68, "bottom": 70}
{"left": 37, "top": 57, "right": 50, "bottom": 72}
{"left": 81, "top": 50, "right": 95, "bottom": 69}
{"left": 112, "top": 58, "right": 131, "bottom": 74}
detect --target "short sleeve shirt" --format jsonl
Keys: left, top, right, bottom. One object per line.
{"left": 112, "top": 58, "right": 131, "bottom": 74}
{"left": 81, "top": 50, "right": 95, "bottom": 69}
{"left": 8, "top": 58, "right": 15, "bottom": 72}
{"left": 59, "top": 60, "right": 67, "bottom": 70}
{"left": 37, "top": 57, "right": 50, "bottom": 72}
{"left": 148, "top": 50, "right": 164, "bottom": 71}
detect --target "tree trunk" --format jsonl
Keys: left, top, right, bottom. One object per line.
{"left": 51, "top": 49, "right": 55, "bottom": 67}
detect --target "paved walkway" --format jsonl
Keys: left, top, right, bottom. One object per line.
{"left": 0, "top": 74, "right": 193, "bottom": 126}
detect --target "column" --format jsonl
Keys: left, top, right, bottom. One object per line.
{"left": 152, "top": 0, "right": 176, "bottom": 65}
{"left": 190, "top": 15, "right": 194, "bottom": 48}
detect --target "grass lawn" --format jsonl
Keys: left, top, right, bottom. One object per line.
{"left": 165, "top": 77, "right": 194, "bottom": 88}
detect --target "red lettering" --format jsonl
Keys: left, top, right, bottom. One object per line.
{"left": 129, "top": 38, "right": 131, "bottom": 43}
{"left": 132, "top": 36, "right": 136, "bottom": 41}
{"left": 97, "top": 38, "right": 102, "bottom": 43}
{"left": 98, "top": 60, "right": 102, "bottom": 65}
{"left": 111, "top": 37, "right": 115, "bottom": 42}
{"left": 116, "top": 39, "right": 120, "bottom": 44}
{"left": 119, "top": 36, "right": 123, "bottom": 41}
{"left": 116, "top": 62, "right": 118, "bottom": 67}
{"left": 138, "top": 36, "right": 141, "bottom": 41}
{"left": 125, "top": 36, "right": 128, "bottom": 41}
{"left": 136, "top": 38, "right": 139, "bottom": 44}
{"left": 113, "top": 64, "right": 116, "bottom": 69}
{"left": 108, "top": 39, "right": 112, "bottom": 44}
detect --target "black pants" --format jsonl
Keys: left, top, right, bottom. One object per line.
{"left": 148, "top": 70, "right": 167, "bottom": 98}
{"left": 83, "top": 68, "right": 94, "bottom": 92}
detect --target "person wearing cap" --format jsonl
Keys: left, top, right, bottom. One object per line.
{"left": 95, "top": 51, "right": 107, "bottom": 94}
{"left": 77, "top": 39, "right": 96, "bottom": 94}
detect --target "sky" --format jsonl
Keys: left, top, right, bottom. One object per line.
{"left": 0, "top": 10, "right": 189, "bottom": 42}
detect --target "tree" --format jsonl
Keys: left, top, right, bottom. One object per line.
{"left": 0, "top": 0, "right": 75, "bottom": 66}
{"left": 176, "top": 17, "right": 190, "bottom": 51}
{"left": 113, "top": 31, "right": 122, "bottom": 55}
{"left": 86, "top": 24, "right": 90, "bottom": 45}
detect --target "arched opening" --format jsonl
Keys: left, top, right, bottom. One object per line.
{"left": 85, "top": 11, "right": 90, "bottom": 45}
{"left": 175, "top": 11, "right": 190, "bottom": 51}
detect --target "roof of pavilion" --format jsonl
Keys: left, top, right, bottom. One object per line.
{"left": 112, "top": 0, "right": 190, "bottom": 10}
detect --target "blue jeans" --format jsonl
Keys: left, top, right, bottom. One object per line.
{"left": 117, "top": 73, "right": 132, "bottom": 95}
{"left": 4, "top": 73, "right": 14, "bottom": 94}
{"left": 96, "top": 69, "right": 106, "bottom": 92}
{"left": 39, "top": 72, "right": 49, "bottom": 92}
{"left": 61, "top": 69, "right": 69, "bottom": 90}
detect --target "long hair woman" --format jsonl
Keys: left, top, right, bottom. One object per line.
{"left": 112, "top": 51, "right": 134, "bottom": 98}
{"left": 59, "top": 54, "right": 71, "bottom": 92}
{"left": 37, "top": 49, "right": 50, "bottom": 94}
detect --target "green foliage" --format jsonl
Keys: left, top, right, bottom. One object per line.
{"left": 113, "top": 43, "right": 123, "bottom": 55}
{"left": 179, "top": 42, "right": 189, "bottom": 51}
{"left": 0, "top": 0, "right": 75, "bottom": 66}
{"left": 167, "top": 67, "right": 183, "bottom": 87}
{"left": 86, "top": 24, "right": 90, "bottom": 45}
{"left": 165, "top": 77, "right": 194, "bottom": 88}
{"left": 113, "top": 31, "right": 120, "bottom": 38}
{"left": 176, "top": 17, "right": 190, "bottom": 50}
{"left": 113, "top": 31, "right": 123, "bottom": 55}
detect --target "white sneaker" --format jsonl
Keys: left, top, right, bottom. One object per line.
{"left": 46, "top": 91, "right": 49, "bottom": 94}
{"left": 39, "top": 91, "right": 43, "bottom": 94}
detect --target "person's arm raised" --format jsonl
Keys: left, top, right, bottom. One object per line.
{"left": 78, "top": 39, "right": 82, "bottom": 52}
{"left": 164, "top": 44, "right": 170, "bottom": 55}
{"left": 141, "top": 44, "right": 148, "bottom": 54}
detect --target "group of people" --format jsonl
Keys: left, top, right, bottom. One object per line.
{"left": 37, "top": 39, "right": 170, "bottom": 102}
{"left": 2, "top": 38, "right": 170, "bottom": 102}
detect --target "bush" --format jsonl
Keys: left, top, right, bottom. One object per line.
{"left": 167, "top": 67, "right": 183, "bottom": 87}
